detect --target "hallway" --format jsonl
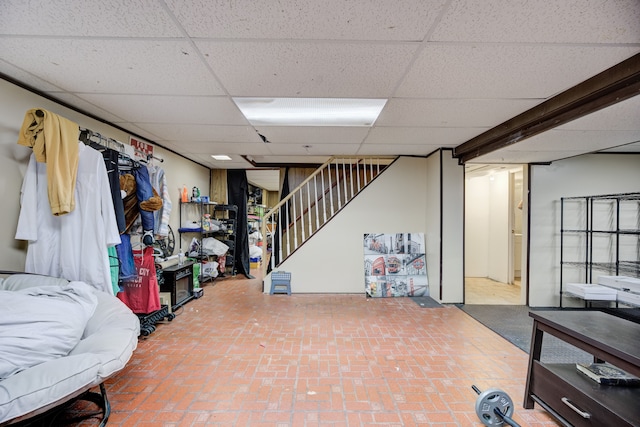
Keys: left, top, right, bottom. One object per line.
{"left": 65, "top": 272, "right": 560, "bottom": 426}
{"left": 464, "top": 277, "right": 522, "bottom": 305}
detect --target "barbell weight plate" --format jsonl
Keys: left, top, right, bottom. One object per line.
{"left": 474, "top": 388, "right": 514, "bottom": 426}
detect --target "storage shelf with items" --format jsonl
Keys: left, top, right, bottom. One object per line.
{"left": 210, "top": 204, "right": 238, "bottom": 277}
{"left": 178, "top": 200, "right": 223, "bottom": 283}
{"left": 560, "top": 192, "right": 640, "bottom": 307}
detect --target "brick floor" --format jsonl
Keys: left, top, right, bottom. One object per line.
{"left": 77, "top": 272, "right": 560, "bottom": 426}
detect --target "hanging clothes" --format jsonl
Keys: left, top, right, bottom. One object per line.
{"left": 147, "top": 163, "right": 172, "bottom": 238}
{"left": 116, "top": 233, "right": 137, "bottom": 281}
{"left": 89, "top": 142, "right": 126, "bottom": 234}
{"left": 17, "top": 108, "right": 80, "bottom": 216}
{"left": 15, "top": 143, "right": 121, "bottom": 294}
{"left": 227, "top": 170, "right": 252, "bottom": 279}
{"left": 117, "top": 246, "right": 160, "bottom": 314}
{"left": 108, "top": 246, "right": 120, "bottom": 295}
{"left": 119, "top": 165, "right": 162, "bottom": 245}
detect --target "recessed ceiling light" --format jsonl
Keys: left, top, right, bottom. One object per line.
{"left": 233, "top": 97, "right": 387, "bottom": 127}
{"left": 211, "top": 155, "right": 232, "bottom": 161}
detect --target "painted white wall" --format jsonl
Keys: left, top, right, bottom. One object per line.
{"left": 520, "top": 169, "right": 529, "bottom": 305}
{"left": 529, "top": 154, "right": 640, "bottom": 307}
{"left": 273, "top": 156, "right": 430, "bottom": 294}
{"left": 440, "top": 151, "right": 464, "bottom": 303}
{"left": 488, "top": 170, "right": 510, "bottom": 283}
{"left": 0, "top": 79, "right": 210, "bottom": 271}
{"left": 465, "top": 170, "right": 512, "bottom": 282}
{"left": 272, "top": 152, "right": 465, "bottom": 303}
{"left": 464, "top": 175, "right": 490, "bottom": 277}
{"left": 425, "top": 154, "right": 441, "bottom": 299}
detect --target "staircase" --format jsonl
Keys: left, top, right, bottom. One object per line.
{"left": 261, "top": 156, "right": 396, "bottom": 274}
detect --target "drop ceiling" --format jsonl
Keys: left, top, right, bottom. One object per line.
{"left": 1, "top": 0, "right": 639, "bottom": 188}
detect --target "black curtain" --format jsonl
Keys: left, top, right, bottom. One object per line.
{"left": 227, "top": 170, "right": 253, "bottom": 279}
{"left": 268, "top": 167, "right": 290, "bottom": 274}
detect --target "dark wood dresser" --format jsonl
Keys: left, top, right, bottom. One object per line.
{"left": 524, "top": 310, "right": 640, "bottom": 426}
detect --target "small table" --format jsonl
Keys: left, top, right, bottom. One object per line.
{"left": 524, "top": 310, "right": 640, "bottom": 427}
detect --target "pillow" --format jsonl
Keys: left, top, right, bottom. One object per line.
{"left": 0, "top": 282, "right": 98, "bottom": 379}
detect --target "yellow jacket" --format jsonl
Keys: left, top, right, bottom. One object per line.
{"left": 17, "top": 108, "right": 79, "bottom": 216}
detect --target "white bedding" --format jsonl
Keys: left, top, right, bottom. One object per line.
{"left": 0, "top": 282, "right": 98, "bottom": 379}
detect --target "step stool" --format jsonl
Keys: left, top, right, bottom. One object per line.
{"left": 270, "top": 271, "right": 292, "bottom": 295}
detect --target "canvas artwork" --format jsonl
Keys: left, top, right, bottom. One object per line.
{"left": 363, "top": 233, "right": 428, "bottom": 297}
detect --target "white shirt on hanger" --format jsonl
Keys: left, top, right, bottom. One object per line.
{"left": 16, "top": 143, "right": 121, "bottom": 294}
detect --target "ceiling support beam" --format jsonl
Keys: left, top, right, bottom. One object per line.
{"left": 453, "top": 53, "right": 640, "bottom": 164}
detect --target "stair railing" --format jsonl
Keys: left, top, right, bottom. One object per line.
{"left": 261, "top": 156, "right": 395, "bottom": 274}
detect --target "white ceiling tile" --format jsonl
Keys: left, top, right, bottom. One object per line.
{"left": 365, "top": 126, "right": 487, "bottom": 146}
{"left": 250, "top": 155, "right": 330, "bottom": 164}
{"left": 255, "top": 127, "right": 370, "bottom": 145}
{"left": 377, "top": 98, "right": 543, "bottom": 127}
{"left": 0, "top": 38, "right": 224, "bottom": 95}
{"left": 511, "top": 129, "right": 640, "bottom": 152}
{"left": 181, "top": 153, "right": 253, "bottom": 170}
{"left": 76, "top": 94, "right": 247, "bottom": 125}
{"left": 474, "top": 149, "right": 586, "bottom": 164}
{"left": 265, "top": 143, "right": 360, "bottom": 156}
{"left": 0, "top": 60, "right": 66, "bottom": 92}
{"left": 167, "top": 0, "right": 449, "bottom": 40}
{"left": 44, "top": 92, "right": 127, "bottom": 123}
{"left": 171, "top": 141, "right": 274, "bottom": 155}
{"left": 111, "top": 123, "right": 164, "bottom": 143}
{"left": 602, "top": 141, "right": 640, "bottom": 153}
{"left": 557, "top": 96, "right": 640, "bottom": 131}
{"left": 153, "top": 140, "right": 182, "bottom": 152}
{"left": 0, "top": 0, "right": 182, "bottom": 37}
{"left": 196, "top": 41, "right": 418, "bottom": 97}
{"left": 1, "top": 0, "right": 638, "bottom": 172}
{"left": 357, "top": 144, "right": 441, "bottom": 156}
{"left": 396, "top": 44, "right": 640, "bottom": 98}
{"left": 137, "top": 124, "right": 260, "bottom": 142}
{"left": 432, "top": 0, "right": 640, "bottom": 44}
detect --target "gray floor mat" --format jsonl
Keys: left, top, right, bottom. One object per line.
{"left": 456, "top": 305, "right": 593, "bottom": 364}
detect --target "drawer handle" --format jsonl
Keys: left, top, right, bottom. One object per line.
{"left": 561, "top": 397, "right": 591, "bottom": 419}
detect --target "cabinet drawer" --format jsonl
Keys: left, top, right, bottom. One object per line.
{"left": 530, "top": 362, "right": 639, "bottom": 427}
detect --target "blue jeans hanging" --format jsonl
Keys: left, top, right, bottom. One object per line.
{"left": 132, "top": 165, "right": 155, "bottom": 245}
{"left": 116, "top": 233, "right": 136, "bottom": 281}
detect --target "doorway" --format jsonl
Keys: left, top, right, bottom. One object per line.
{"left": 464, "top": 164, "right": 525, "bottom": 305}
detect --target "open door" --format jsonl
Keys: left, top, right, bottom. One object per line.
{"left": 464, "top": 164, "right": 524, "bottom": 304}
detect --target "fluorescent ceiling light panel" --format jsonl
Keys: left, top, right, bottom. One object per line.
{"left": 233, "top": 97, "right": 387, "bottom": 127}
{"left": 211, "top": 155, "right": 232, "bottom": 160}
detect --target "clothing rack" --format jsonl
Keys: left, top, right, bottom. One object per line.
{"left": 79, "top": 127, "right": 125, "bottom": 153}
{"left": 146, "top": 153, "right": 164, "bottom": 163}
{"left": 78, "top": 127, "right": 164, "bottom": 164}
{"left": 117, "top": 152, "right": 143, "bottom": 171}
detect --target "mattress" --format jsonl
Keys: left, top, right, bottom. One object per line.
{"left": 565, "top": 283, "right": 618, "bottom": 301}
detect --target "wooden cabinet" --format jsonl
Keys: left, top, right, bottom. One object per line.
{"left": 524, "top": 311, "right": 640, "bottom": 426}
